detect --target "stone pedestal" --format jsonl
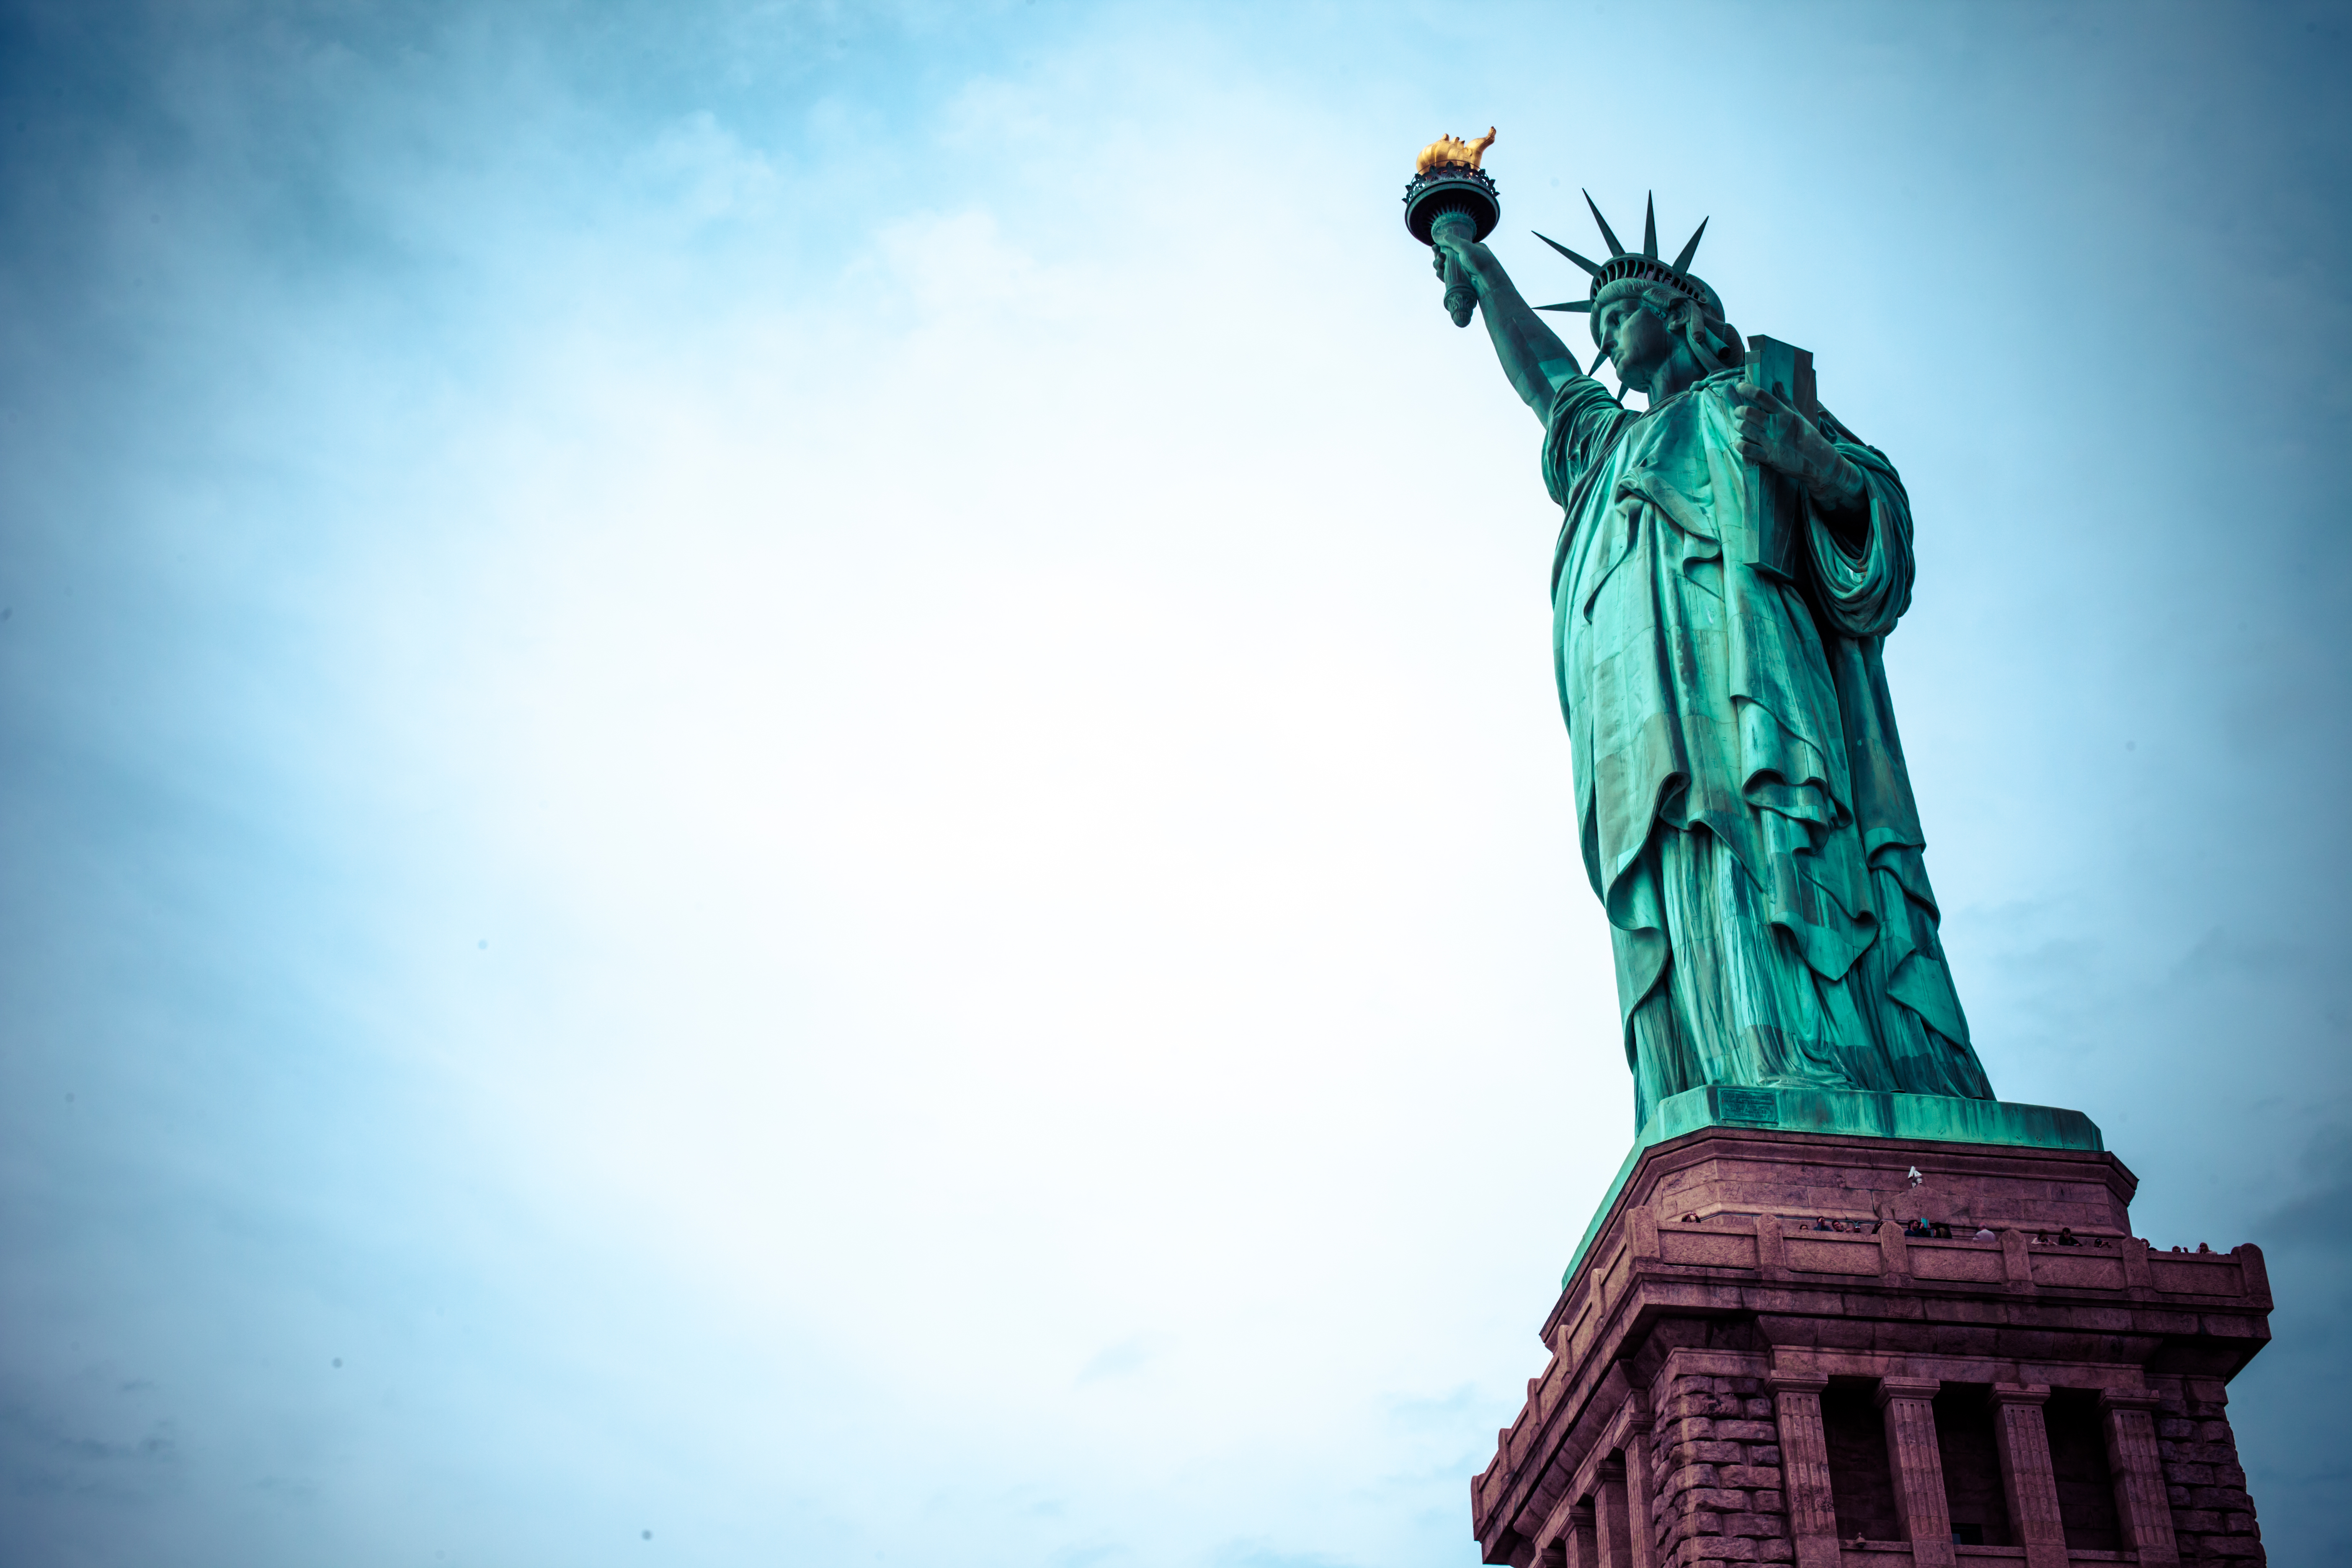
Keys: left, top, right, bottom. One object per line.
{"left": 1471, "top": 1121, "right": 2272, "bottom": 1567}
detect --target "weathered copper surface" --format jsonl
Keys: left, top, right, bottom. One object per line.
{"left": 1414, "top": 166, "right": 1994, "bottom": 1129}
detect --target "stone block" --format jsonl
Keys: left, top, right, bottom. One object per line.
{"left": 1712, "top": 1420, "right": 1778, "bottom": 1442}
{"left": 1723, "top": 1511, "right": 1782, "bottom": 1537}
{"left": 1673, "top": 1510, "right": 1725, "bottom": 1540}
{"left": 1719, "top": 1465, "right": 1782, "bottom": 1489}
{"left": 1665, "top": 1464, "right": 1720, "bottom": 1493}
{"left": 1813, "top": 1317, "right": 1873, "bottom": 1350}
{"left": 1689, "top": 1488, "right": 1751, "bottom": 1512}
{"left": 1919, "top": 1299, "right": 2005, "bottom": 1328}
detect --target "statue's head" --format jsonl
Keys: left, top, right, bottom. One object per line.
{"left": 1591, "top": 279, "right": 1743, "bottom": 393}
{"left": 1532, "top": 193, "right": 1741, "bottom": 389}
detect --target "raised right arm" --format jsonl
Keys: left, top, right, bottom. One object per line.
{"left": 1431, "top": 215, "right": 1585, "bottom": 422}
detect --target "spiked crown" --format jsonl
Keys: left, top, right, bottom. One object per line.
{"left": 1534, "top": 192, "right": 1720, "bottom": 330}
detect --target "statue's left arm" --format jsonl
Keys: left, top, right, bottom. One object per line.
{"left": 1805, "top": 422, "right": 1915, "bottom": 639}
{"left": 1727, "top": 384, "right": 1913, "bottom": 637}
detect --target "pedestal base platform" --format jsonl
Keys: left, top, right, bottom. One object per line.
{"left": 1564, "top": 1088, "right": 2107, "bottom": 1284}
{"left": 1473, "top": 1125, "right": 2272, "bottom": 1568}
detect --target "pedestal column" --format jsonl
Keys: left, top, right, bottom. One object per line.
{"left": 1877, "top": 1377, "right": 1955, "bottom": 1568}
{"left": 1988, "top": 1384, "right": 2065, "bottom": 1568}
{"left": 1768, "top": 1372, "right": 1839, "bottom": 1568}
{"left": 1621, "top": 1418, "right": 1658, "bottom": 1568}
{"left": 2100, "top": 1389, "right": 2180, "bottom": 1567}
{"left": 1560, "top": 1501, "right": 1600, "bottom": 1568}
{"left": 1594, "top": 1459, "right": 1636, "bottom": 1568}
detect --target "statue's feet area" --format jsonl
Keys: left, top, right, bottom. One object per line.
{"left": 1643, "top": 1082, "right": 2100, "bottom": 1151}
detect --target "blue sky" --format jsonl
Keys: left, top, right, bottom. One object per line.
{"left": 1, "top": 3, "right": 2346, "bottom": 1565}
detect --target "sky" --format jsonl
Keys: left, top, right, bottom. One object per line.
{"left": 0, "top": 2, "right": 2347, "bottom": 1565}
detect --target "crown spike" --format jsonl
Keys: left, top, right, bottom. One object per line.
{"left": 1532, "top": 230, "right": 1604, "bottom": 278}
{"left": 1643, "top": 193, "right": 1658, "bottom": 259}
{"left": 1671, "top": 217, "right": 1708, "bottom": 273}
{"left": 1535, "top": 300, "right": 1595, "bottom": 312}
{"left": 1582, "top": 190, "right": 1626, "bottom": 257}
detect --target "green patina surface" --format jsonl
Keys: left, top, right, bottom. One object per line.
{"left": 1558, "top": 1086, "right": 2105, "bottom": 1286}
{"left": 1406, "top": 178, "right": 2105, "bottom": 1294}
{"left": 1418, "top": 186, "right": 2008, "bottom": 1136}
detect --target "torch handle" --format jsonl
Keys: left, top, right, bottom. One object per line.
{"left": 1430, "top": 211, "right": 1479, "bottom": 328}
{"left": 1443, "top": 258, "right": 1477, "bottom": 328}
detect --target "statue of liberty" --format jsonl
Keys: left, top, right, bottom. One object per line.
{"left": 1424, "top": 178, "right": 1996, "bottom": 1131}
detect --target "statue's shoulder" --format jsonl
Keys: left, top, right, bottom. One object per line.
{"left": 1634, "top": 376, "right": 1739, "bottom": 448}
{"left": 1649, "top": 371, "right": 1743, "bottom": 418}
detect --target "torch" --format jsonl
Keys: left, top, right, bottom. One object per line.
{"left": 1403, "top": 128, "right": 1501, "bottom": 328}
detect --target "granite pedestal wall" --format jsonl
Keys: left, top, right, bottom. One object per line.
{"left": 1470, "top": 1125, "right": 2272, "bottom": 1568}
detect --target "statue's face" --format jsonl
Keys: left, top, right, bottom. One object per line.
{"left": 1597, "top": 296, "right": 1674, "bottom": 392}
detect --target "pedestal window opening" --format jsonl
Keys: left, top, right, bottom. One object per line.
{"left": 1819, "top": 1380, "right": 1900, "bottom": 1543}
{"left": 1931, "top": 1384, "right": 2011, "bottom": 1546}
{"left": 2044, "top": 1389, "right": 2121, "bottom": 1550}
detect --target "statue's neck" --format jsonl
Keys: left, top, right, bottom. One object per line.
{"left": 1644, "top": 347, "right": 1707, "bottom": 403}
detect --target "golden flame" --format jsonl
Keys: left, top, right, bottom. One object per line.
{"left": 1416, "top": 126, "right": 1495, "bottom": 175}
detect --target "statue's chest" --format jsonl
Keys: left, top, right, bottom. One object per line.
{"left": 1561, "top": 406, "right": 1738, "bottom": 623}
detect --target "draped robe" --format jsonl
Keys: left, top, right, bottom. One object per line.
{"left": 1542, "top": 369, "right": 1995, "bottom": 1132}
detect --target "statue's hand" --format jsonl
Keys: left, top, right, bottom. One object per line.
{"left": 1428, "top": 221, "right": 1483, "bottom": 284}
{"left": 1725, "top": 382, "right": 1866, "bottom": 514}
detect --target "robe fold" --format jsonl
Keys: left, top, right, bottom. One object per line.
{"left": 1542, "top": 369, "right": 1994, "bottom": 1131}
